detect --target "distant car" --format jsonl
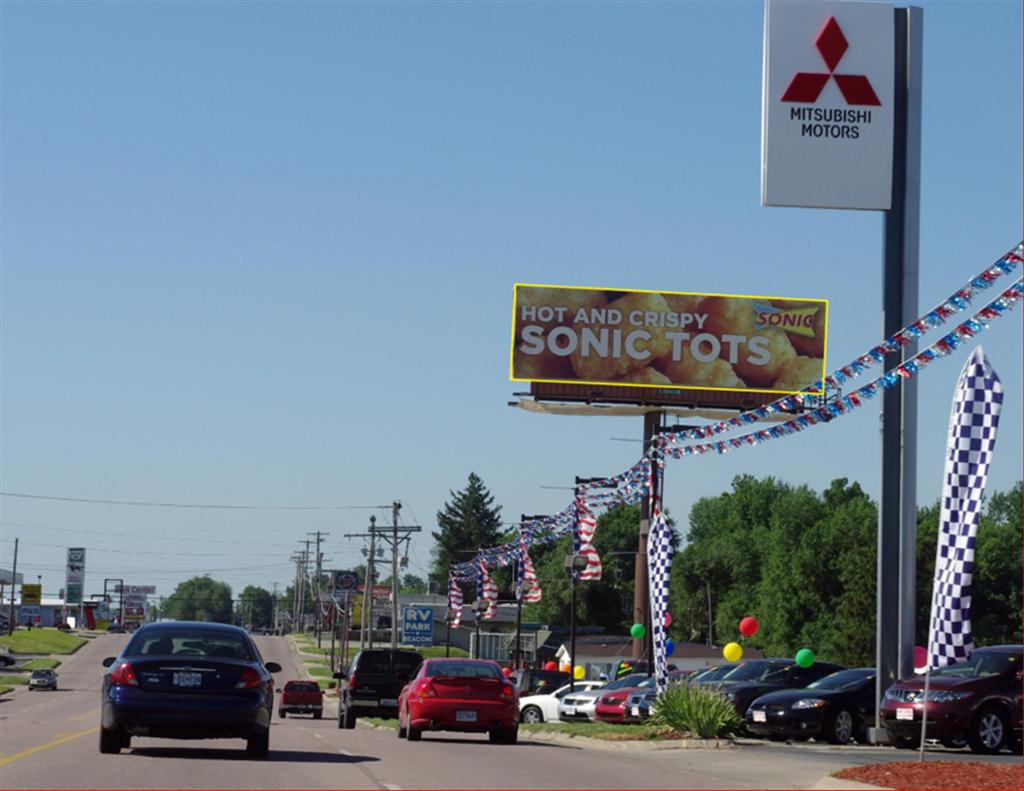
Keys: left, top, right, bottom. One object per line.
{"left": 558, "top": 673, "right": 649, "bottom": 722}
{"left": 0, "top": 652, "right": 16, "bottom": 668}
{"left": 278, "top": 680, "right": 323, "bottom": 719}
{"left": 624, "top": 687, "right": 657, "bottom": 722}
{"left": 745, "top": 668, "right": 876, "bottom": 744}
{"left": 99, "top": 621, "right": 281, "bottom": 758}
{"left": 398, "top": 658, "right": 519, "bottom": 743}
{"left": 29, "top": 668, "right": 58, "bottom": 691}
{"left": 717, "top": 659, "right": 846, "bottom": 717}
{"left": 512, "top": 668, "right": 570, "bottom": 696}
{"left": 690, "top": 663, "right": 738, "bottom": 685}
{"left": 518, "top": 680, "right": 604, "bottom": 724}
{"left": 880, "top": 645, "right": 1023, "bottom": 754}
{"left": 595, "top": 676, "right": 659, "bottom": 723}
{"left": 108, "top": 625, "right": 126, "bottom": 634}
{"left": 335, "top": 648, "right": 423, "bottom": 729}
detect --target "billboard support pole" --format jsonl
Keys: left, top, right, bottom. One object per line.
{"left": 7, "top": 538, "right": 18, "bottom": 635}
{"left": 875, "top": 5, "right": 922, "bottom": 739}
{"left": 632, "top": 412, "right": 660, "bottom": 662}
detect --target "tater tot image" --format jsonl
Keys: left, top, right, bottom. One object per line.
{"left": 663, "top": 293, "right": 703, "bottom": 313}
{"left": 516, "top": 287, "right": 607, "bottom": 333}
{"left": 771, "top": 300, "right": 826, "bottom": 358}
{"left": 513, "top": 336, "right": 575, "bottom": 380}
{"left": 771, "top": 356, "right": 826, "bottom": 393}
{"left": 570, "top": 292, "right": 675, "bottom": 381}
{"left": 698, "top": 296, "right": 758, "bottom": 338}
{"left": 653, "top": 356, "right": 746, "bottom": 389}
{"left": 616, "top": 366, "right": 672, "bottom": 385}
{"left": 733, "top": 328, "right": 797, "bottom": 386}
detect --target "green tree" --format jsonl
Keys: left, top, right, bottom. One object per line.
{"left": 378, "top": 573, "right": 428, "bottom": 594}
{"left": 430, "top": 473, "right": 504, "bottom": 591}
{"left": 162, "top": 576, "right": 234, "bottom": 623}
{"left": 237, "top": 585, "right": 274, "bottom": 629}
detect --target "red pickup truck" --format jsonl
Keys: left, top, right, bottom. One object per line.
{"left": 278, "top": 680, "right": 324, "bottom": 719}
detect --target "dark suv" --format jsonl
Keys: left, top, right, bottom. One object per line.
{"left": 335, "top": 648, "right": 424, "bottom": 729}
{"left": 880, "top": 645, "right": 1022, "bottom": 753}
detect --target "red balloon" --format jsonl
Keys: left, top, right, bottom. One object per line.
{"left": 739, "top": 616, "right": 759, "bottom": 637}
{"left": 913, "top": 646, "right": 928, "bottom": 669}
{"left": 664, "top": 612, "right": 673, "bottom": 628}
{"left": 544, "top": 661, "right": 558, "bottom": 671}
{"left": 502, "top": 666, "right": 513, "bottom": 677}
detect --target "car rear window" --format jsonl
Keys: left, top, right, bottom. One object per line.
{"left": 934, "top": 651, "right": 1020, "bottom": 678}
{"left": 355, "top": 652, "right": 391, "bottom": 673}
{"left": 128, "top": 631, "right": 252, "bottom": 660}
{"left": 426, "top": 661, "right": 502, "bottom": 680}
{"left": 393, "top": 653, "right": 423, "bottom": 675}
{"left": 285, "top": 681, "right": 319, "bottom": 692}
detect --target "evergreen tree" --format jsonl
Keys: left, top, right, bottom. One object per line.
{"left": 430, "top": 473, "right": 504, "bottom": 591}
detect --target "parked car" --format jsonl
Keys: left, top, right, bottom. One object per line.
{"left": 880, "top": 645, "right": 1022, "bottom": 754}
{"left": 690, "top": 663, "right": 738, "bottom": 685}
{"left": 624, "top": 687, "right": 658, "bottom": 722}
{"left": 595, "top": 676, "right": 659, "bottom": 723}
{"left": 0, "top": 650, "right": 16, "bottom": 668}
{"left": 28, "top": 668, "right": 59, "bottom": 691}
{"left": 512, "top": 668, "right": 570, "bottom": 696}
{"left": 108, "top": 624, "right": 127, "bottom": 634}
{"left": 335, "top": 648, "right": 423, "bottom": 729}
{"left": 518, "top": 680, "right": 605, "bottom": 724}
{"left": 745, "top": 668, "right": 876, "bottom": 744}
{"left": 558, "top": 673, "right": 649, "bottom": 722}
{"left": 277, "top": 680, "right": 323, "bottom": 719}
{"left": 718, "top": 659, "right": 846, "bottom": 716}
{"left": 397, "top": 658, "right": 519, "bottom": 743}
{"left": 98, "top": 621, "right": 281, "bottom": 758}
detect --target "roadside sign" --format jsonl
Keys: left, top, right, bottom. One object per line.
{"left": 402, "top": 606, "right": 434, "bottom": 646}
{"left": 114, "top": 584, "right": 157, "bottom": 595}
{"left": 65, "top": 548, "right": 86, "bottom": 605}
{"left": 20, "top": 605, "right": 41, "bottom": 618}
{"left": 21, "top": 584, "right": 42, "bottom": 606}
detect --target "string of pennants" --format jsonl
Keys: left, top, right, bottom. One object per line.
{"left": 448, "top": 244, "right": 1023, "bottom": 594}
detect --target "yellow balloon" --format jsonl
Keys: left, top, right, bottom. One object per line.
{"left": 723, "top": 642, "right": 743, "bottom": 662}
{"left": 573, "top": 665, "right": 585, "bottom": 680}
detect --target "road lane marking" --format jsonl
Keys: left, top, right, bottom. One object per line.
{"left": 338, "top": 749, "right": 354, "bottom": 756}
{"left": 0, "top": 726, "right": 98, "bottom": 768}
{"left": 313, "top": 732, "right": 323, "bottom": 738}
{"left": 382, "top": 784, "right": 401, "bottom": 790}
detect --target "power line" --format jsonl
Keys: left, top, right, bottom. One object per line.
{"left": 0, "top": 492, "right": 387, "bottom": 511}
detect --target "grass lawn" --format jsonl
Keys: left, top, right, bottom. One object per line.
{"left": 417, "top": 646, "right": 469, "bottom": 658}
{"left": 18, "top": 658, "right": 61, "bottom": 670}
{"left": 0, "top": 685, "right": 12, "bottom": 695}
{"left": 0, "top": 629, "right": 87, "bottom": 655}
{"left": 519, "top": 721, "right": 672, "bottom": 741}
{"left": 307, "top": 666, "right": 332, "bottom": 677}
{"left": 0, "top": 674, "right": 29, "bottom": 685}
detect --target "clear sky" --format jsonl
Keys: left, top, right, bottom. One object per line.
{"left": 2, "top": 1, "right": 1020, "bottom": 606}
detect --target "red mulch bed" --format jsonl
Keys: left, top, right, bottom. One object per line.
{"left": 834, "top": 759, "right": 1023, "bottom": 790}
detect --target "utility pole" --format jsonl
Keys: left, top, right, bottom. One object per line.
{"left": 390, "top": 502, "right": 400, "bottom": 648}
{"left": 271, "top": 583, "right": 279, "bottom": 635}
{"left": 7, "top": 538, "right": 18, "bottom": 635}
{"left": 364, "top": 517, "right": 377, "bottom": 649}
{"left": 309, "top": 531, "right": 328, "bottom": 647}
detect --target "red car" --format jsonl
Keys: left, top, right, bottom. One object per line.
{"left": 397, "top": 658, "right": 519, "bottom": 744}
{"left": 595, "top": 676, "right": 658, "bottom": 723}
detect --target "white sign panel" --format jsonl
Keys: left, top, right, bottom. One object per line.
{"left": 114, "top": 585, "right": 157, "bottom": 595}
{"left": 762, "top": 0, "right": 894, "bottom": 210}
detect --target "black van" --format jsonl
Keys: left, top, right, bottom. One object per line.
{"left": 335, "top": 648, "right": 424, "bottom": 729}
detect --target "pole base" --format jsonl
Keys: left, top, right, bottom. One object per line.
{"left": 866, "top": 727, "right": 891, "bottom": 745}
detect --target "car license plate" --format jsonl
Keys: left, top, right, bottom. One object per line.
{"left": 380, "top": 698, "right": 398, "bottom": 707}
{"left": 173, "top": 672, "right": 202, "bottom": 688}
{"left": 456, "top": 710, "right": 477, "bottom": 722}
{"left": 752, "top": 710, "right": 767, "bottom": 723}
{"left": 896, "top": 707, "right": 914, "bottom": 721}
{"left": 563, "top": 705, "right": 576, "bottom": 716}
{"left": 631, "top": 706, "right": 640, "bottom": 718}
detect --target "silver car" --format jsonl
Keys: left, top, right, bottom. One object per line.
{"left": 29, "top": 669, "right": 58, "bottom": 691}
{"left": 557, "top": 673, "right": 648, "bottom": 722}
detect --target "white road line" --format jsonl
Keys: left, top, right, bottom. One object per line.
{"left": 381, "top": 784, "right": 402, "bottom": 790}
{"left": 313, "top": 732, "right": 323, "bottom": 738}
{"left": 338, "top": 748, "right": 354, "bottom": 756}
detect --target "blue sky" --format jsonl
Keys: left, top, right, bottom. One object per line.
{"left": 1, "top": 1, "right": 1020, "bottom": 604}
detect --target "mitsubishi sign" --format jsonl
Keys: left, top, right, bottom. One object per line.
{"left": 762, "top": 0, "right": 894, "bottom": 210}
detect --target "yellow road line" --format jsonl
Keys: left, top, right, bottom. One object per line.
{"left": 67, "top": 707, "right": 100, "bottom": 723}
{"left": 0, "top": 726, "right": 98, "bottom": 768}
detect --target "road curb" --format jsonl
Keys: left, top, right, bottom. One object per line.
{"left": 519, "top": 730, "right": 739, "bottom": 751}
{"left": 808, "top": 778, "right": 893, "bottom": 790}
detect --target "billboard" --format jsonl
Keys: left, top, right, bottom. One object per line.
{"left": 761, "top": 0, "right": 894, "bottom": 209}
{"left": 21, "top": 583, "right": 42, "bottom": 606}
{"left": 511, "top": 284, "right": 828, "bottom": 396}
{"left": 65, "top": 547, "right": 86, "bottom": 605}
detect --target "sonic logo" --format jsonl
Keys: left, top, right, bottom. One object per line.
{"left": 754, "top": 303, "right": 819, "bottom": 338}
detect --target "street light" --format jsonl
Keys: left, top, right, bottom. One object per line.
{"left": 472, "top": 598, "right": 489, "bottom": 659}
{"left": 566, "top": 553, "right": 588, "bottom": 692}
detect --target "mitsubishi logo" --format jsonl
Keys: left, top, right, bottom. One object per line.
{"left": 781, "top": 17, "right": 880, "bottom": 106}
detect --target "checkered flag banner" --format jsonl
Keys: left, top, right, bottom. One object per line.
{"left": 927, "top": 346, "right": 1003, "bottom": 670}
{"left": 447, "top": 574, "right": 463, "bottom": 628}
{"left": 478, "top": 559, "right": 498, "bottom": 619}
{"left": 517, "top": 537, "right": 542, "bottom": 603}
{"left": 573, "top": 493, "right": 602, "bottom": 581}
{"left": 647, "top": 510, "right": 675, "bottom": 693}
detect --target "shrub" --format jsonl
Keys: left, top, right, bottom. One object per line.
{"left": 649, "top": 683, "right": 743, "bottom": 739}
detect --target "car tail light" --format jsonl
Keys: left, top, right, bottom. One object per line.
{"left": 235, "top": 668, "right": 263, "bottom": 689}
{"left": 501, "top": 684, "right": 515, "bottom": 701}
{"left": 109, "top": 661, "right": 138, "bottom": 686}
{"left": 415, "top": 680, "right": 436, "bottom": 702}
{"left": 348, "top": 674, "right": 358, "bottom": 690}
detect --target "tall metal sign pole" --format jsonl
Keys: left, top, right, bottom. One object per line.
{"left": 762, "top": 1, "right": 921, "bottom": 738}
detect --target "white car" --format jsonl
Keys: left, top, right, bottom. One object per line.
{"left": 518, "top": 680, "right": 604, "bottom": 724}
{"left": 558, "top": 673, "right": 649, "bottom": 722}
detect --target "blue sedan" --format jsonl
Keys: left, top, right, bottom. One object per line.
{"left": 100, "top": 621, "right": 282, "bottom": 758}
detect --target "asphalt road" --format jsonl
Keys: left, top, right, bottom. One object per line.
{"left": 1, "top": 634, "right": 1017, "bottom": 789}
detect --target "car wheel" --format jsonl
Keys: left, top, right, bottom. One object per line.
{"left": 968, "top": 707, "right": 1008, "bottom": 754}
{"left": 278, "top": 710, "right": 286, "bottom": 719}
{"left": 825, "top": 707, "right": 855, "bottom": 745}
{"left": 520, "top": 706, "right": 543, "bottom": 724}
{"left": 341, "top": 706, "right": 356, "bottom": 730}
{"left": 99, "top": 727, "right": 123, "bottom": 754}
{"left": 397, "top": 713, "right": 407, "bottom": 739}
{"left": 246, "top": 729, "right": 270, "bottom": 759}
{"left": 406, "top": 725, "right": 422, "bottom": 742}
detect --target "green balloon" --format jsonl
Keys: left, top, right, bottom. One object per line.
{"left": 795, "top": 648, "right": 815, "bottom": 668}
{"left": 630, "top": 623, "right": 646, "bottom": 639}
